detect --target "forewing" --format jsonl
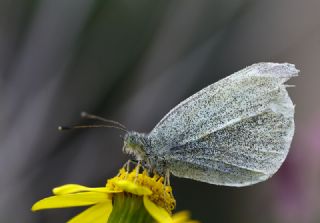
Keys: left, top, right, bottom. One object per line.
{"left": 148, "top": 62, "right": 298, "bottom": 186}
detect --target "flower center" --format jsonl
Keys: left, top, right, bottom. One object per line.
{"left": 106, "top": 166, "right": 176, "bottom": 213}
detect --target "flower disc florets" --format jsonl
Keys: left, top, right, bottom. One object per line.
{"left": 107, "top": 166, "right": 176, "bottom": 213}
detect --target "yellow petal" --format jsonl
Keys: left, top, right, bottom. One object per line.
{"left": 67, "top": 201, "right": 112, "bottom": 223}
{"left": 143, "top": 196, "right": 172, "bottom": 223}
{"left": 172, "top": 211, "right": 200, "bottom": 223}
{"left": 32, "top": 192, "right": 110, "bottom": 211}
{"left": 53, "top": 184, "right": 110, "bottom": 195}
{"left": 172, "top": 211, "right": 191, "bottom": 222}
{"left": 183, "top": 221, "right": 201, "bottom": 223}
{"left": 115, "top": 180, "right": 152, "bottom": 196}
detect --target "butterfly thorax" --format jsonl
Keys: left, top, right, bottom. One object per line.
{"left": 123, "top": 131, "right": 168, "bottom": 175}
{"left": 123, "top": 131, "right": 150, "bottom": 162}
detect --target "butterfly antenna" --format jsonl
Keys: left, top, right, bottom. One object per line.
{"left": 80, "top": 111, "right": 127, "bottom": 130}
{"left": 58, "top": 124, "right": 128, "bottom": 133}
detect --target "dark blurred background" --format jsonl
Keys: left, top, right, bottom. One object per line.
{"left": 1, "top": 0, "right": 319, "bottom": 222}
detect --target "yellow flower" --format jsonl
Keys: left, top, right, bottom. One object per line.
{"left": 32, "top": 165, "right": 199, "bottom": 223}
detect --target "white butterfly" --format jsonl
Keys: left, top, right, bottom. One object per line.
{"left": 123, "top": 62, "right": 298, "bottom": 187}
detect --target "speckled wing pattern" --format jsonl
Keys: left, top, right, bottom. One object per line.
{"left": 148, "top": 63, "right": 298, "bottom": 186}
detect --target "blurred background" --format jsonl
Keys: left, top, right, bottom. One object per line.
{"left": 0, "top": 0, "right": 319, "bottom": 222}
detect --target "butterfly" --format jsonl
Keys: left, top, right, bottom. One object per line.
{"left": 122, "top": 62, "right": 298, "bottom": 187}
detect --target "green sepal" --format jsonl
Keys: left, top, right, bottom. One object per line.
{"left": 107, "top": 193, "right": 155, "bottom": 223}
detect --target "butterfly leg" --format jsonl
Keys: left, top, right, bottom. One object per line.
{"left": 161, "top": 168, "right": 170, "bottom": 211}
{"left": 134, "top": 161, "right": 141, "bottom": 183}
{"left": 164, "top": 168, "right": 171, "bottom": 186}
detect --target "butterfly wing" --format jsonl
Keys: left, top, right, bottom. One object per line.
{"left": 148, "top": 62, "right": 298, "bottom": 186}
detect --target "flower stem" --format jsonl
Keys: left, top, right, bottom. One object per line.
{"left": 107, "top": 193, "right": 155, "bottom": 223}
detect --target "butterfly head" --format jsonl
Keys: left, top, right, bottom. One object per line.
{"left": 123, "top": 131, "right": 148, "bottom": 161}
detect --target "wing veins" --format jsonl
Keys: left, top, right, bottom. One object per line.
{"left": 172, "top": 157, "right": 266, "bottom": 176}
